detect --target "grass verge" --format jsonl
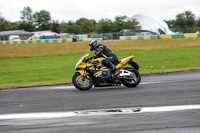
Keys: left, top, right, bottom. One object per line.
{"left": 1, "top": 38, "right": 200, "bottom": 58}
{"left": 0, "top": 46, "right": 200, "bottom": 89}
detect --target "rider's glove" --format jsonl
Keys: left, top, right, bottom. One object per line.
{"left": 83, "top": 55, "right": 96, "bottom": 62}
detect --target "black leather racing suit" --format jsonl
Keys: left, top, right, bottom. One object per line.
{"left": 94, "top": 44, "right": 118, "bottom": 73}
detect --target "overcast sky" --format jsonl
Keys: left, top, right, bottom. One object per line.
{"left": 0, "top": 0, "right": 200, "bottom": 22}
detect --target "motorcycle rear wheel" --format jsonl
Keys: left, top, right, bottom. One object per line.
{"left": 120, "top": 68, "right": 141, "bottom": 87}
{"left": 72, "top": 72, "right": 93, "bottom": 90}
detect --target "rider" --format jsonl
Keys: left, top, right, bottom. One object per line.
{"left": 88, "top": 39, "right": 119, "bottom": 76}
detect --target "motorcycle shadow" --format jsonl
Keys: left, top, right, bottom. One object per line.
{"left": 88, "top": 85, "right": 141, "bottom": 92}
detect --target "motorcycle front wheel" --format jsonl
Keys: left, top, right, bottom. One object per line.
{"left": 72, "top": 72, "right": 93, "bottom": 90}
{"left": 120, "top": 68, "right": 141, "bottom": 87}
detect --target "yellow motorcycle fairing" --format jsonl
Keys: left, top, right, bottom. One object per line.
{"left": 116, "top": 56, "right": 134, "bottom": 69}
{"left": 89, "top": 57, "right": 110, "bottom": 76}
{"left": 75, "top": 54, "right": 107, "bottom": 76}
{"left": 75, "top": 53, "right": 91, "bottom": 76}
{"left": 91, "top": 56, "right": 134, "bottom": 70}
{"left": 75, "top": 53, "right": 134, "bottom": 76}
{"left": 92, "top": 57, "right": 105, "bottom": 62}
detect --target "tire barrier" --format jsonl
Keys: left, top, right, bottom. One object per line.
{"left": 120, "top": 33, "right": 200, "bottom": 40}
{"left": 0, "top": 38, "right": 102, "bottom": 45}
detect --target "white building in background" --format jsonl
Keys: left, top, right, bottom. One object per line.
{"left": 133, "top": 14, "right": 173, "bottom": 35}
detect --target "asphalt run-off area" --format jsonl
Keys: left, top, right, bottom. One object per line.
{"left": 0, "top": 70, "right": 200, "bottom": 133}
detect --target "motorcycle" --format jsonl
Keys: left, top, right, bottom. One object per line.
{"left": 72, "top": 53, "right": 141, "bottom": 90}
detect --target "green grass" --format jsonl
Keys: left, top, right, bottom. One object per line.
{"left": 116, "top": 46, "right": 200, "bottom": 75}
{"left": 0, "top": 46, "right": 200, "bottom": 89}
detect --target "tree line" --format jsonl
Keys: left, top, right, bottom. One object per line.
{"left": 0, "top": 6, "right": 200, "bottom": 34}
{"left": 165, "top": 10, "right": 200, "bottom": 33}
{"left": 0, "top": 7, "right": 141, "bottom": 34}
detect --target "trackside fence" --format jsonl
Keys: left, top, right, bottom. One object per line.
{"left": 0, "top": 38, "right": 102, "bottom": 45}
{"left": 120, "top": 33, "right": 200, "bottom": 40}
{"left": 1, "top": 33, "right": 200, "bottom": 44}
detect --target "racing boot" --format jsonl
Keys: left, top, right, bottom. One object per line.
{"left": 109, "top": 62, "right": 120, "bottom": 77}
{"left": 114, "top": 68, "right": 120, "bottom": 77}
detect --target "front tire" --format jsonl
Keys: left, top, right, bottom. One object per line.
{"left": 72, "top": 72, "right": 93, "bottom": 90}
{"left": 120, "top": 68, "right": 141, "bottom": 87}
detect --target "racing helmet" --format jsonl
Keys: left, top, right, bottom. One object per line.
{"left": 89, "top": 39, "right": 99, "bottom": 51}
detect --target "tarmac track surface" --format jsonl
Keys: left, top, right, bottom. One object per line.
{"left": 0, "top": 70, "right": 200, "bottom": 133}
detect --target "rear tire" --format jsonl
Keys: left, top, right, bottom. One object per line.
{"left": 120, "top": 68, "right": 141, "bottom": 87}
{"left": 72, "top": 72, "right": 93, "bottom": 90}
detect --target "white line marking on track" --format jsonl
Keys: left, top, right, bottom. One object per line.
{"left": 140, "top": 104, "right": 200, "bottom": 113}
{"left": 140, "top": 82, "right": 160, "bottom": 85}
{"left": 0, "top": 105, "right": 200, "bottom": 121}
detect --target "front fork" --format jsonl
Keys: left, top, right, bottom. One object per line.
{"left": 82, "top": 70, "right": 87, "bottom": 81}
{"left": 76, "top": 69, "right": 88, "bottom": 81}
